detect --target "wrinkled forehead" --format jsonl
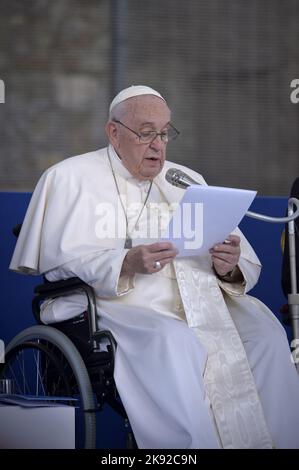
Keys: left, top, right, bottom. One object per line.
{"left": 121, "top": 95, "right": 171, "bottom": 126}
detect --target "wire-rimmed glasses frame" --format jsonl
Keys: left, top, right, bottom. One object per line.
{"left": 113, "top": 119, "right": 180, "bottom": 144}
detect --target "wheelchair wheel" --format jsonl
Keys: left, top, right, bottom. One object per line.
{"left": 0, "top": 325, "right": 97, "bottom": 448}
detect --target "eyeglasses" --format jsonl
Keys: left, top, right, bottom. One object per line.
{"left": 113, "top": 120, "right": 180, "bottom": 144}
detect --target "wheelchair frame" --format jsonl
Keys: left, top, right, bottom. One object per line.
{"left": 1, "top": 275, "right": 133, "bottom": 449}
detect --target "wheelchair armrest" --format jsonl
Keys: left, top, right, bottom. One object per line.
{"left": 34, "top": 277, "right": 87, "bottom": 296}
{"left": 33, "top": 277, "right": 88, "bottom": 325}
{"left": 32, "top": 277, "right": 99, "bottom": 349}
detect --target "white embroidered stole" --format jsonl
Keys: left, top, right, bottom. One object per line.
{"left": 174, "top": 259, "right": 273, "bottom": 448}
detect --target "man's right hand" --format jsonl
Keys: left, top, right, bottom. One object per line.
{"left": 121, "top": 242, "right": 179, "bottom": 276}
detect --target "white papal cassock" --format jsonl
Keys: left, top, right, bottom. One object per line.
{"left": 10, "top": 146, "right": 299, "bottom": 448}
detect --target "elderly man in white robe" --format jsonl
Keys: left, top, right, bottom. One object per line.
{"left": 10, "top": 85, "right": 299, "bottom": 449}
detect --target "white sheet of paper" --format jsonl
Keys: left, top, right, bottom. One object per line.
{"left": 161, "top": 185, "right": 256, "bottom": 257}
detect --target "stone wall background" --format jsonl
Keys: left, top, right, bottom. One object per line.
{"left": 0, "top": 0, "right": 110, "bottom": 190}
{"left": 0, "top": 0, "right": 298, "bottom": 195}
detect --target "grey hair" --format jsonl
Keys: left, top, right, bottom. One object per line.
{"left": 108, "top": 100, "right": 131, "bottom": 122}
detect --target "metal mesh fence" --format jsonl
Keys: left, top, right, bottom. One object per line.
{"left": 0, "top": 0, "right": 298, "bottom": 194}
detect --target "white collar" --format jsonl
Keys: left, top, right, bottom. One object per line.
{"left": 108, "top": 144, "right": 152, "bottom": 188}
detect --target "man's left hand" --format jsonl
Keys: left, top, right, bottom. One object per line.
{"left": 209, "top": 234, "right": 241, "bottom": 277}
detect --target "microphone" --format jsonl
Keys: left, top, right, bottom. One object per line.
{"left": 165, "top": 168, "right": 299, "bottom": 224}
{"left": 165, "top": 168, "right": 200, "bottom": 189}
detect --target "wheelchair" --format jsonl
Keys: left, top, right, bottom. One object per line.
{"left": 0, "top": 227, "right": 135, "bottom": 449}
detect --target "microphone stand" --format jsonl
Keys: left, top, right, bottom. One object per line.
{"left": 246, "top": 197, "right": 299, "bottom": 371}
{"left": 287, "top": 198, "right": 299, "bottom": 370}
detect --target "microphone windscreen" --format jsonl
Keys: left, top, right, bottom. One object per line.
{"left": 165, "top": 168, "right": 199, "bottom": 189}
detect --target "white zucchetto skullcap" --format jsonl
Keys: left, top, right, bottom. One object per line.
{"left": 109, "top": 85, "right": 166, "bottom": 113}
